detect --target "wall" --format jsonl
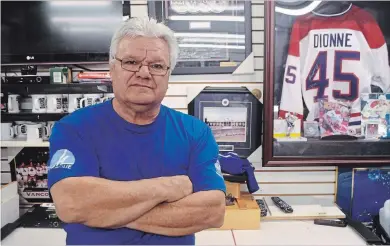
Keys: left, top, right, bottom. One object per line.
{"left": 1, "top": 0, "right": 337, "bottom": 207}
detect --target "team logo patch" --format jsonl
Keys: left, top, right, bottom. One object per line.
{"left": 49, "top": 149, "right": 76, "bottom": 170}
{"left": 215, "top": 160, "right": 223, "bottom": 178}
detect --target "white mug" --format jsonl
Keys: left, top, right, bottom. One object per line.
{"left": 43, "top": 121, "right": 56, "bottom": 141}
{"left": 80, "top": 94, "right": 103, "bottom": 108}
{"left": 102, "top": 93, "right": 115, "bottom": 102}
{"left": 47, "top": 94, "right": 64, "bottom": 113}
{"left": 1, "top": 123, "right": 15, "bottom": 140}
{"left": 25, "top": 123, "right": 47, "bottom": 142}
{"left": 14, "top": 121, "right": 28, "bottom": 140}
{"left": 31, "top": 95, "right": 47, "bottom": 113}
{"left": 62, "top": 94, "right": 69, "bottom": 113}
{"left": 7, "top": 94, "right": 20, "bottom": 113}
{"left": 68, "top": 94, "right": 83, "bottom": 112}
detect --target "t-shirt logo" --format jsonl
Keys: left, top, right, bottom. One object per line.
{"left": 215, "top": 160, "right": 223, "bottom": 178}
{"left": 49, "top": 149, "right": 75, "bottom": 170}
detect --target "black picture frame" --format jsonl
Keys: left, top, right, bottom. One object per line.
{"left": 188, "top": 87, "right": 263, "bottom": 158}
{"left": 148, "top": 0, "right": 253, "bottom": 75}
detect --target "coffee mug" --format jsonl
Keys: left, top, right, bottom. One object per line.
{"left": 80, "top": 94, "right": 103, "bottom": 108}
{"left": 31, "top": 94, "right": 47, "bottom": 113}
{"left": 7, "top": 94, "right": 20, "bottom": 113}
{"left": 43, "top": 121, "right": 56, "bottom": 141}
{"left": 47, "top": 94, "right": 64, "bottom": 113}
{"left": 1, "top": 123, "right": 15, "bottom": 140}
{"left": 14, "top": 121, "right": 28, "bottom": 140}
{"left": 24, "top": 123, "right": 47, "bottom": 142}
{"left": 68, "top": 94, "right": 83, "bottom": 112}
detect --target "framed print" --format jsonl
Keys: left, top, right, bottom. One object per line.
{"left": 11, "top": 147, "right": 52, "bottom": 203}
{"left": 148, "top": 0, "right": 252, "bottom": 75}
{"left": 263, "top": 1, "right": 390, "bottom": 166}
{"left": 188, "top": 87, "right": 262, "bottom": 158}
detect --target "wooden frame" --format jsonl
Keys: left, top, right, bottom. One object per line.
{"left": 262, "top": 1, "right": 390, "bottom": 167}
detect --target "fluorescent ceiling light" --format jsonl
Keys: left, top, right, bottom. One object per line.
{"left": 169, "top": 15, "right": 244, "bottom": 22}
{"left": 275, "top": 1, "right": 322, "bottom": 16}
{"left": 181, "top": 38, "right": 245, "bottom": 44}
{"left": 175, "top": 33, "right": 245, "bottom": 39}
{"left": 51, "top": 17, "right": 119, "bottom": 23}
{"left": 49, "top": 1, "right": 111, "bottom": 6}
{"left": 63, "top": 27, "right": 108, "bottom": 32}
{"left": 179, "top": 44, "right": 245, "bottom": 50}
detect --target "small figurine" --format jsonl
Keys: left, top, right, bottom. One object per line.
{"left": 285, "top": 112, "right": 298, "bottom": 137}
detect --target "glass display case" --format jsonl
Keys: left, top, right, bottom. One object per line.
{"left": 148, "top": 0, "right": 252, "bottom": 75}
{"left": 263, "top": 1, "right": 390, "bottom": 166}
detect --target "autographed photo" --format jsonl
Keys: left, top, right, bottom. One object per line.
{"left": 203, "top": 106, "right": 248, "bottom": 143}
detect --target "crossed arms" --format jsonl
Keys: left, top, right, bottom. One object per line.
{"left": 50, "top": 175, "right": 225, "bottom": 236}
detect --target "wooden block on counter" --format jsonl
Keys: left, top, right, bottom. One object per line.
{"left": 211, "top": 195, "right": 260, "bottom": 230}
{"left": 225, "top": 181, "right": 241, "bottom": 199}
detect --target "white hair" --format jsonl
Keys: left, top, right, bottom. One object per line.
{"left": 109, "top": 17, "right": 179, "bottom": 72}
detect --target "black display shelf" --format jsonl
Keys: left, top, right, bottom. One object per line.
{"left": 1, "top": 113, "right": 67, "bottom": 122}
{"left": 273, "top": 139, "right": 390, "bottom": 157}
{"left": 1, "top": 83, "right": 113, "bottom": 96}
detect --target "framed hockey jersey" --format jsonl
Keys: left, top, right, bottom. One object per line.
{"left": 263, "top": 1, "right": 390, "bottom": 167}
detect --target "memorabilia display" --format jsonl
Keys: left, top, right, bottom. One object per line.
{"left": 273, "top": 119, "right": 301, "bottom": 139}
{"left": 264, "top": 1, "right": 390, "bottom": 165}
{"left": 218, "top": 152, "right": 259, "bottom": 194}
{"left": 188, "top": 87, "right": 262, "bottom": 158}
{"left": 351, "top": 168, "right": 390, "bottom": 223}
{"left": 304, "top": 121, "right": 320, "bottom": 138}
{"left": 148, "top": 0, "right": 252, "bottom": 74}
{"left": 12, "top": 148, "right": 51, "bottom": 203}
{"left": 318, "top": 99, "right": 353, "bottom": 138}
{"left": 361, "top": 93, "right": 390, "bottom": 138}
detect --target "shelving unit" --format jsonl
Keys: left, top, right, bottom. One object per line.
{"left": 1, "top": 141, "right": 49, "bottom": 147}
{"left": 2, "top": 82, "right": 113, "bottom": 96}
{"left": 1, "top": 113, "right": 67, "bottom": 122}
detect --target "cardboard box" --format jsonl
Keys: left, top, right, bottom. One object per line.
{"left": 214, "top": 195, "right": 260, "bottom": 230}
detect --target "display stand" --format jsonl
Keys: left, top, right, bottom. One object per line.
{"left": 215, "top": 181, "right": 261, "bottom": 230}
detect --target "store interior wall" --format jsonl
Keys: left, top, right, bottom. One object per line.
{"left": 1, "top": 0, "right": 337, "bottom": 207}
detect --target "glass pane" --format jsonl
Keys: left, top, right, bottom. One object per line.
{"left": 273, "top": 1, "right": 390, "bottom": 158}
{"left": 149, "top": 0, "right": 251, "bottom": 74}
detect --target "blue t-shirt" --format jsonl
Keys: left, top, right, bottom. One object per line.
{"left": 47, "top": 100, "right": 226, "bottom": 245}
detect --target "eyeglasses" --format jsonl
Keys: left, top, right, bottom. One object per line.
{"left": 115, "top": 57, "right": 170, "bottom": 76}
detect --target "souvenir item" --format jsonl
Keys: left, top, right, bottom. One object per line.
{"left": 319, "top": 99, "right": 351, "bottom": 138}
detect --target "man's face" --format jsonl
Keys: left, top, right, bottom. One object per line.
{"left": 110, "top": 36, "right": 170, "bottom": 108}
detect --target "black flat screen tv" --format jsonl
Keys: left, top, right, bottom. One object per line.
{"left": 1, "top": 1, "right": 130, "bottom": 65}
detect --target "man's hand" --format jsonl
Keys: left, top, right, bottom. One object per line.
{"left": 162, "top": 175, "right": 193, "bottom": 202}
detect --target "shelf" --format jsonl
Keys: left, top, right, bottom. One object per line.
{"left": 1, "top": 141, "right": 49, "bottom": 147}
{"left": 273, "top": 138, "right": 390, "bottom": 157}
{"left": 1, "top": 82, "right": 113, "bottom": 95}
{"left": 1, "top": 113, "right": 67, "bottom": 122}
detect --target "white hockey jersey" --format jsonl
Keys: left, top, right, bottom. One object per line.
{"left": 279, "top": 5, "right": 390, "bottom": 133}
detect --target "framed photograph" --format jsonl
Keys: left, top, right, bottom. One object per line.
{"left": 11, "top": 147, "right": 52, "bottom": 203}
{"left": 263, "top": 1, "right": 390, "bottom": 166}
{"left": 148, "top": 0, "right": 252, "bottom": 75}
{"left": 188, "top": 87, "right": 262, "bottom": 158}
{"left": 203, "top": 106, "right": 248, "bottom": 143}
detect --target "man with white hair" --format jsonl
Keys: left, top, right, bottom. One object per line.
{"left": 48, "top": 17, "right": 226, "bottom": 245}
